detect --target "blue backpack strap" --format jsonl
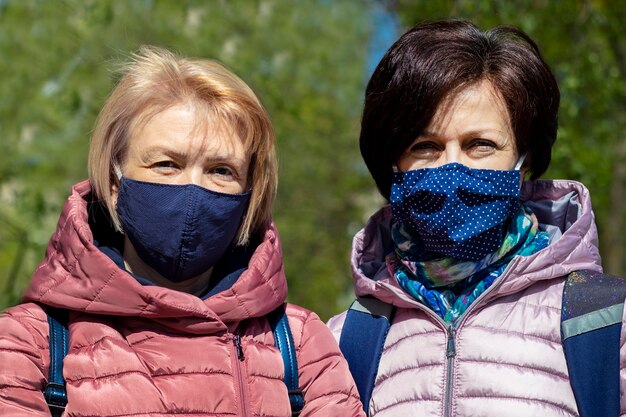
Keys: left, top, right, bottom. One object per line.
{"left": 268, "top": 305, "right": 304, "bottom": 417}
{"left": 561, "top": 270, "right": 626, "bottom": 417}
{"left": 43, "top": 307, "right": 69, "bottom": 417}
{"left": 339, "top": 297, "right": 394, "bottom": 416}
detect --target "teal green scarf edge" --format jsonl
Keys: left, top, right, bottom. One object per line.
{"left": 389, "top": 205, "right": 550, "bottom": 324}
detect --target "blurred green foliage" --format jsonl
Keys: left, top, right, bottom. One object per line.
{"left": 1, "top": 0, "right": 625, "bottom": 321}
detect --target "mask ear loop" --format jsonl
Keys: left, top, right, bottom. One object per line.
{"left": 113, "top": 164, "right": 123, "bottom": 180}
{"left": 514, "top": 154, "right": 526, "bottom": 171}
{"left": 110, "top": 163, "right": 125, "bottom": 233}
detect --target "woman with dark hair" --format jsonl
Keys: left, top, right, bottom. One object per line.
{"left": 329, "top": 20, "right": 619, "bottom": 416}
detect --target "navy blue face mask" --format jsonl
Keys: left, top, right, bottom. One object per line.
{"left": 390, "top": 161, "right": 523, "bottom": 261}
{"left": 116, "top": 177, "right": 250, "bottom": 282}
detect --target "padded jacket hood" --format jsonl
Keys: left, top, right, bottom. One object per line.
{"left": 329, "top": 180, "right": 617, "bottom": 416}
{"left": 23, "top": 180, "right": 287, "bottom": 332}
{"left": 0, "top": 180, "right": 364, "bottom": 417}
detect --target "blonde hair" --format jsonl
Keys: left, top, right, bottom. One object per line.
{"left": 88, "top": 46, "right": 277, "bottom": 244}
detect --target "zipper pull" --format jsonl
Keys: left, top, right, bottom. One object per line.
{"left": 446, "top": 326, "right": 456, "bottom": 358}
{"left": 233, "top": 335, "right": 245, "bottom": 361}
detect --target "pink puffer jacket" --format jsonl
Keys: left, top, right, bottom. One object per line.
{"left": 329, "top": 180, "right": 626, "bottom": 417}
{"left": 0, "top": 180, "right": 364, "bottom": 417}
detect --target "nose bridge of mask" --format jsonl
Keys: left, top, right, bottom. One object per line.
{"left": 392, "top": 160, "right": 521, "bottom": 219}
{"left": 406, "top": 163, "right": 518, "bottom": 222}
{"left": 440, "top": 160, "right": 523, "bottom": 202}
{"left": 402, "top": 165, "right": 463, "bottom": 219}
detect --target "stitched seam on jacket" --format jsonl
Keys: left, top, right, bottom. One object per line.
{"left": 470, "top": 324, "right": 560, "bottom": 345}
{"left": 293, "top": 309, "right": 309, "bottom": 363}
{"left": 376, "top": 396, "right": 440, "bottom": 414}
{"left": 513, "top": 300, "right": 561, "bottom": 312}
{"left": 247, "top": 372, "right": 283, "bottom": 380}
{"left": 37, "top": 245, "right": 89, "bottom": 299}
{"left": 295, "top": 308, "right": 309, "bottom": 347}
{"left": 66, "top": 369, "right": 232, "bottom": 383}
{"left": 231, "top": 284, "right": 253, "bottom": 318}
{"left": 376, "top": 362, "right": 442, "bottom": 385}
{"left": 298, "top": 350, "right": 342, "bottom": 369}
{"left": 127, "top": 334, "right": 157, "bottom": 347}
{"left": 257, "top": 231, "right": 284, "bottom": 304}
{"left": 37, "top": 208, "right": 90, "bottom": 297}
{"left": 258, "top": 259, "right": 280, "bottom": 300}
{"left": 307, "top": 389, "right": 360, "bottom": 400}
{"left": 3, "top": 309, "right": 46, "bottom": 371}
{"left": 73, "top": 334, "right": 133, "bottom": 351}
{"left": 85, "top": 270, "right": 117, "bottom": 309}
{"left": 0, "top": 383, "right": 40, "bottom": 392}
{"left": 0, "top": 346, "right": 42, "bottom": 361}
{"left": 385, "top": 329, "right": 442, "bottom": 350}
{"left": 67, "top": 411, "right": 237, "bottom": 417}
{"left": 255, "top": 229, "right": 280, "bottom": 291}
{"left": 137, "top": 295, "right": 153, "bottom": 316}
{"left": 457, "top": 394, "right": 577, "bottom": 416}
{"left": 460, "top": 358, "right": 569, "bottom": 380}
{"left": 231, "top": 232, "right": 281, "bottom": 319}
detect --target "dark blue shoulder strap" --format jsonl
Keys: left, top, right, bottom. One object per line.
{"left": 561, "top": 270, "right": 626, "bottom": 417}
{"left": 339, "top": 297, "right": 394, "bottom": 416}
{"left": 44, "top": 307, "right": 69, "bottom": 417}
{"left": 269, "top": 305, "right": 304, "bottom": 417}
{"left": 45, "top": 305, "right": 303, "bottom": 416}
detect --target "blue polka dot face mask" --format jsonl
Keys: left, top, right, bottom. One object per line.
{"left": 390, "top": 158, "right": 524, "bottom": 261}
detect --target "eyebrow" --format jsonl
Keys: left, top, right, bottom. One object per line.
{"left": 141, "top": 146, "right": 247, "bottom": 166}
{"left": 418, "top": 128, "right": 507, "bottom": 139}
{"left": 141, "top": 146, "right": 186, "bottom": 161}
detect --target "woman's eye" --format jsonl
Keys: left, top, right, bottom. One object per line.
{"left": 468, "top": 139, "right": 498, "bottom": 156}
{"left": 410, "top": 141, "right": 439, "bottom": 153}
{"left": 469, "top": 139, "right": 497, "bottom": 151}
{"left": 210, "top": 166, "right": 235, "bottom": 177}
{"left": 152, "top": 161, "right": 178, "bottom": 169}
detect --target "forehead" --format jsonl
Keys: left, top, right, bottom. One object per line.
{"left": 432, "top": 81, "right": 509, "bottom": 122}
{"left": 128, "top": 102, "right": 246, "bottom": 153}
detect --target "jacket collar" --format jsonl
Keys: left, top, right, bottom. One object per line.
{"left": 350, "top": 179, "right": 602, "bottom": 309}
{"left": 23, "top": 180, "right": 288, "bottom": 334}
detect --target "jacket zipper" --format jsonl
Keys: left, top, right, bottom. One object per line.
{"left": 231, "top": 335, "right": 249, "bottom": 417}
{"left": 444, "top": 325, "right": 456, "bottom": 417}
{"left": 410, "top": 257, "right": 520, "bottom": 417}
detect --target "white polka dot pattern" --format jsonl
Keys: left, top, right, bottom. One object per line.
{"left": 390, "top": 162, "right": 521, "bottom": 260}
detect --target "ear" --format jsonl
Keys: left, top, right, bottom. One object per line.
{"left": 110, "top": 164, "right": 123, "bottom": 208}
{"left": 110, "top": 187, "right": 119, "bottom": 212}
{"left": 110, "top": 172, "right": 121, "bottom": 209}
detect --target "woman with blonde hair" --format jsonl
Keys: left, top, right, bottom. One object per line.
{"left": 0, "top": 46, "right": 363, "bottom": 417}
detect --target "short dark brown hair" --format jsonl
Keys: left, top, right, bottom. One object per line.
{"left": 360, "top": 20, "right": 560, "bottom": 199}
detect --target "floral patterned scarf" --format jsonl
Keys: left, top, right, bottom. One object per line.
{"left": 389, "top": 205, "right": 550, "bottom": 323}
